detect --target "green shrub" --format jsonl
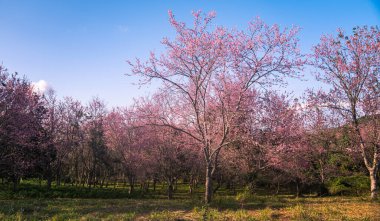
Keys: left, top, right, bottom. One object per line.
{"left": 235, "top": 188, "right": 253, "bottom": 209}
{"left": 327, "top": 175, "right": 369, "bottom": 196}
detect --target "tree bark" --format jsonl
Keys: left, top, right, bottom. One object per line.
{"left": 56, "top": 162, "right": 61, "bottom": 186}
{"left": 205, "top": 166, "right": 213, "bottom": 204}
{"left": 167, "top": 181, "right": 174, "bottom": 199}
{"left": 295, "top": 180, "right": 302, "bottom": 198}
{"left": 351, "top": 114, "right": 379, "bottom": 200}
{"left": 47, "top": 176, "right": 52, "bottom": 190}
{"left": 128, "top": 176, "right": 134, "bottom": 194}
{"left": 370, "top": 169, "right": 378, "bottom": 200}
{"left": 276, "top": 181, "right": 280, "bottom": 195}
{"left": 153, "top": 178, "right": 157, "bottom": 191}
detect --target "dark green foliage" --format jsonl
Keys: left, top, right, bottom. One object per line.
{"left": 0, "top": 182, "right": 159, "bottom": 199}
{"left": 327, "top": 175, "right": 370, "bottom": 196}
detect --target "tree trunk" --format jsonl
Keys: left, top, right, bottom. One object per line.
{"left": 276, "top": 181, "right": 280, "bottom": 195}
{"left": 12, "top": 176, "right": 19, "bottom": 192}
{"left": 189, "top": 183, "right": 193, "bottom": 195}
{"left": 167, "top": 181, "right": 174, "bottom": 200}
{"left": 13, "top": 181, "right": 17, "bottom": 192}
{"left": 56, "top": 163, "right": 61, "bottom": 186}
{"left": 189, "top": 175, "right": 196, "bottom": 194}
{"left": 295, "top": 180, "right": 301, "bottom": 198}
{"left": 143, "top": 181, "right": 149, "bottom": 192}
{"left": 153, "top": 178, "right": 157, "bottom": 191}
{"left": 87, "top": 174, "right": 92, "bottom": 189}
{"left": 47, "top": 176, "right": 52, "bottom": 190}
{"left": 128, "top": 176, "right": 134, "bottom": 194}
{"left": 352, "top": 117, "right": 379, "bottom": 200}
{"left": 370, "top": 170, "right": 378, "bottom": 200}
{"left": 173, "top": 179, "right": 177, "bottom": 191}
{"left": 100, "top": 177, "right": 105, "bottom": 188}
{"left": 205, "top": 166, "right": 213, "bottom": 204}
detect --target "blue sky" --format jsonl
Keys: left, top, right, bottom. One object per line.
{"left": 0, "top": 0, "right": 379, "bottom": 107}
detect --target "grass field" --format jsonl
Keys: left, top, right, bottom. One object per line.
{"left": 0, "top": 182, "right": 379, "bottom": 220}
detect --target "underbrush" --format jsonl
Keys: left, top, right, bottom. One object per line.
{"left": 326, "top": 175, "right": 370, "bottom": 196}
{"left": 0, "top": 182, "right": 165, "bottom": 199}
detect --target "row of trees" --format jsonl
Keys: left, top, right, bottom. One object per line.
{"left": 128, "top": 12, "right": 379, "bottom": 202}
{"left": 0, "top": 11, "right": 379, "bottom": 202}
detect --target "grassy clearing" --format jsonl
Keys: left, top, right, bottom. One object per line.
{"left": 0, "top": 195, "right": 379, "bottom": 220}
{"left": 0, "top": 182, "right": 379, "bottom": 220}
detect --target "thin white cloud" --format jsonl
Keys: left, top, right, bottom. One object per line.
{"left": 32, "top": 80, "right": 50, "bottom": 94}
{"left": 116, "top": 25, "right": 129, "bottom": 33}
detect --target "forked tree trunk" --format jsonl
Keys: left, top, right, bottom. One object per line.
{"left": 358, "top": 140, "right": 378, "bottom": 200}
{"left": 351, "top": 116, "right": 379, "bottom": 200}
{"left": 205, "top": 166, "right": 213, "bottom": 204}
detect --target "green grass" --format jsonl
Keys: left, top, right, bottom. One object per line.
{"left": 0, "top": 180, "right": 168, "bottom": 199}
{"left": 0, "top": 181, "right": 379, "bottom": 220}
{"left": 1, "top": 195, "right": 379, "bottom": 220}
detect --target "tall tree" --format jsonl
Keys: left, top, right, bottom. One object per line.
{"left": 0, "top": 66, "right": 46, "bottom": 190}
{"left": 57, "top": 97, "right": 86, "bottom": 186}
{"left": 105, "top": 107, "right": 145, "bottom": 193}
{"left": 311, "top": 26, "right": 380, "bottom": 199}
{"left": 85, "top": 97, "right": 109, "bottom": 188}
{"left": 39, "top": 89, "right": 61, "bottom": 189}
{"left": 128, "top": 11, "right": 304, "bottom": 203}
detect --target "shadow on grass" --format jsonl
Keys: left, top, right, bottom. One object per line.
{"left": 0, "top": 198, "right": 202, "bottom": 219}
{"left": 1, "top": 182, "right": 378, "bottom": 220}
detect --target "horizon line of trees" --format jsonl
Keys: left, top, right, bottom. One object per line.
{"left": 0, "top": 11, "right": 379, "bottom": 202}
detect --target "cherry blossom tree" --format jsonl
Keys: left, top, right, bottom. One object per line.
{"left": 128, "top": 11, "right": 304, "bottom": 203}
{"left": 254, "top": 92, "right": 311, "bottom": 196}
{"left": 56, "top": 97, "right": 86, "bottom": 186}
{"left": 311, "top": 26, "right": 380, "bottom": 199}
{"left": 84, "top": 97, "right": 110, "bottom": 188}
{"left": 39, "top": 89, "right": 61, "bottom": 189}
{"left": 147, "top": 126, "right": 197, "bottom": 199}
{"left": 0, "top": 66, "right": 46, "bottom": 190}
{"left": 104, "top": 107, "right": 146, "bottom": 193}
